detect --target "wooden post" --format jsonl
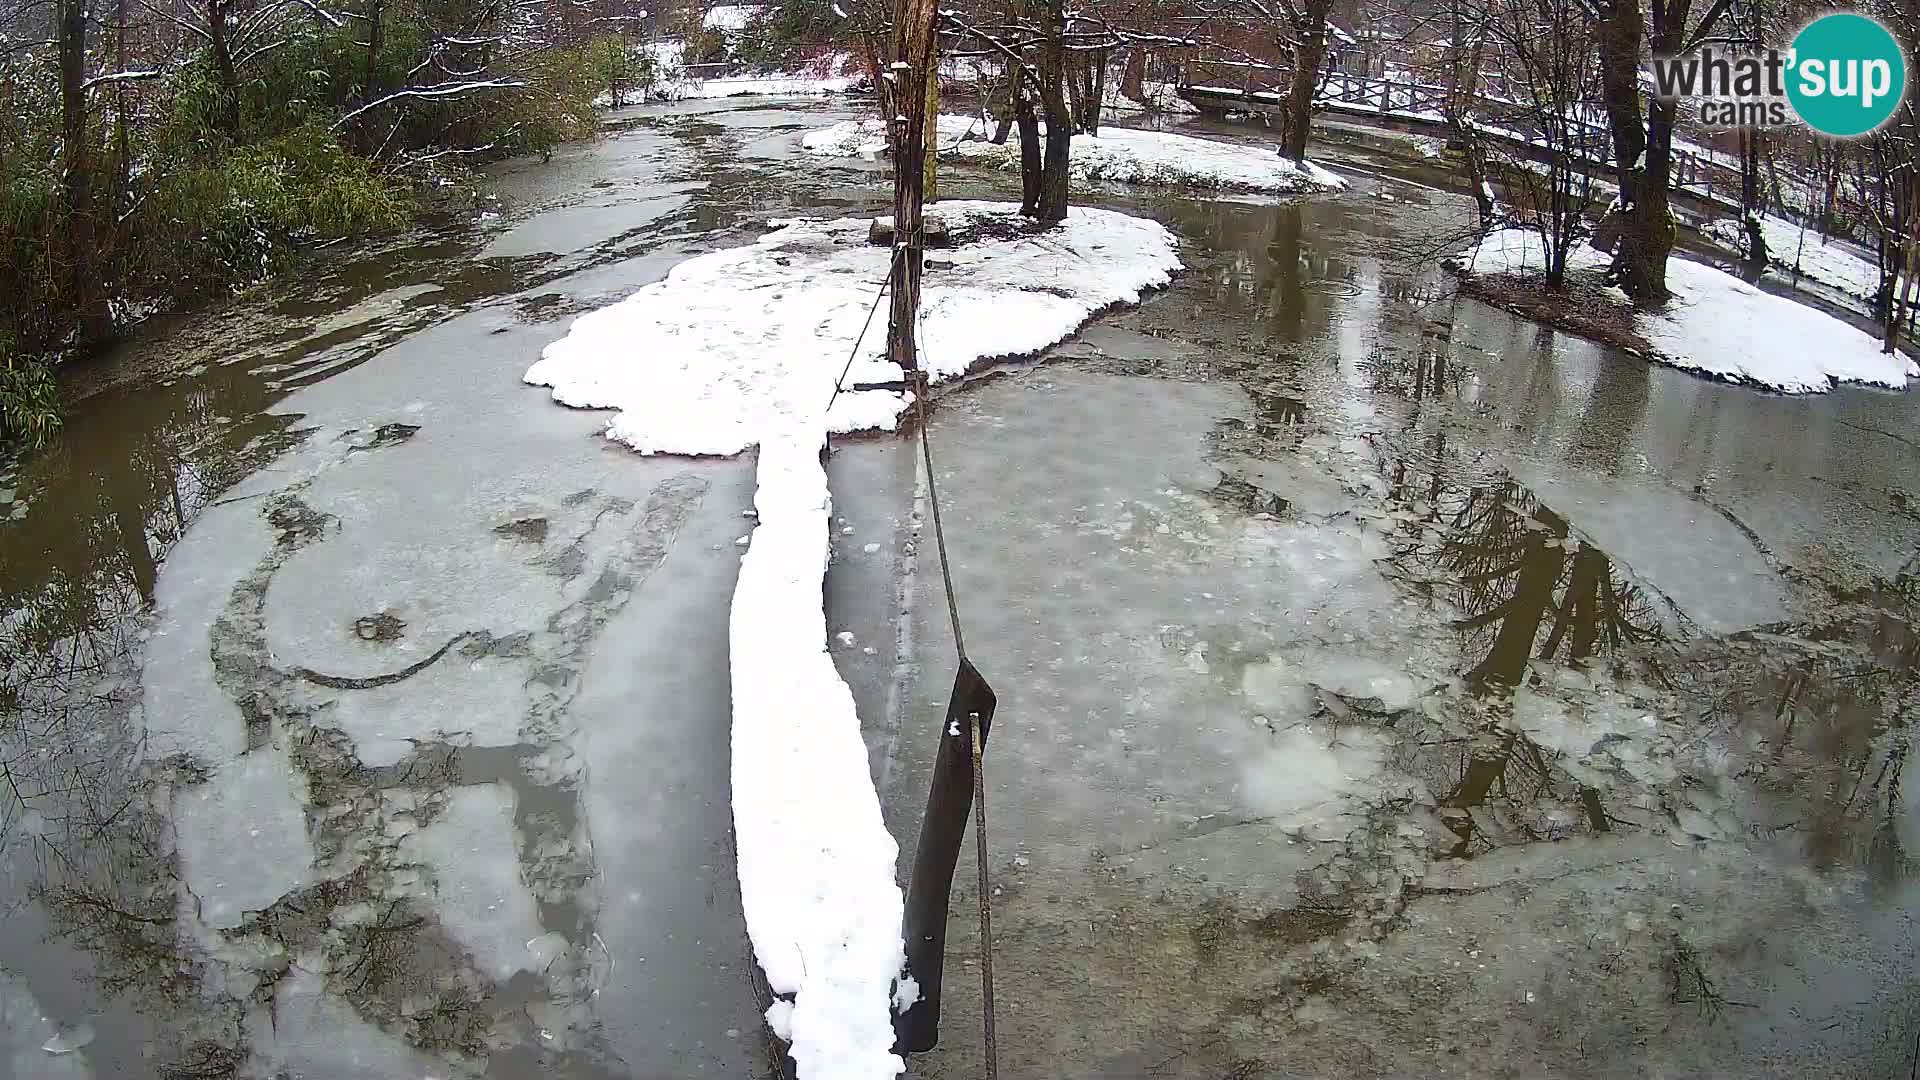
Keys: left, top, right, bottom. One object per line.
{"left": 886, "top": 0, "right": 938, "bottom": 376}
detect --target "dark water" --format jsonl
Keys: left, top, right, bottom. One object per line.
{"left": 3, "top": 100, "right": 1918, "bottom": 1078}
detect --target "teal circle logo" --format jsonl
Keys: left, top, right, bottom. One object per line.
{"left": 1787, "top": 13, "right": 1908, "bottom": 137}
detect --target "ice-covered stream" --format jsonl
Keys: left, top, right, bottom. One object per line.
{"left": 0, "top": 98, "right": 1915, "bottom": 1080}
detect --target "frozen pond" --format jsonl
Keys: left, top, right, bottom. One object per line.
{"left": 2, "top": 98, "right": 1917, "bottom": 1079}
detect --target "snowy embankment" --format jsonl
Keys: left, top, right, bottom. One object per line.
{"left": 641, "top": 39, "right": 863, "bottom": 100}
{"left": 1702, "top": 213, "right": 1881, "bottom": 304}
{"left": 525, "top": 201, "right": 1180, "bottom": 1078}
{"left": 801, "top": 113, "right": 1346, "bottom": 194}
{"left": 1450, "top": 228, "right": 1918, "bottom": 394}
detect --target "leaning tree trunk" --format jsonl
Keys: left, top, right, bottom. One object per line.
{"left": 1034, "top": 0, "right": 1071, "bottom": 223}
{"left": 1282, "top": 0, "right": 1333, "bottom": 162}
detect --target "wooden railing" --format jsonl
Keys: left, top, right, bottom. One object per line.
{"left": 1179, "top": 59, "right": 1742, "bottom": 207}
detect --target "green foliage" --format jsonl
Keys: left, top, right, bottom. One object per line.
{"left": 0, "top": 0, "right": 624, "bottom": 447}
{"left": 132, "top": 124, "right": 410, "bottom": 294}
{"left": 577, "top": 35, "right": 660, "bottom": 108}
{"left": 731, "top": 0, "right": 842, "bottom": 69}
{"left": 0, "top": 345, "right": 62, "bottom": 450}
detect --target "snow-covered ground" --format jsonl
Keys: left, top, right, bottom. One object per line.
{"left": 525, "top": 201, "right": 1181, "bottom": 1078}
{"left": 640, "top": 39, "right": 863, "bottom": 100}
{"left": 1449, "top": 228, "right": 1917, "bottom": 394}
{"left": 1703, "top": 213, "right": 1883, "bottom": 303}
{"left": 801, "top": 113, "right": 1346, "bottom": 194}
{"left": 1102, "top": 79, "right": 1200, "bottom": 116}
{"left": 702, "top": 3, "right": 756, "bottom": 30}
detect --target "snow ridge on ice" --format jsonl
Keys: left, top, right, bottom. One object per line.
{"left": 525, "top": 201, "right": 1181, "bottom": 1079}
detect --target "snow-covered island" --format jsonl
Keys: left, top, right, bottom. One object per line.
{"left": 802, "top": 113, "right": 1347, "bottom": 195}
{"left": 524, "top": 201, "right": 1180, "bottom": 1079}
{"left": 1449, "top": 228, "right": 1918, "bottom": 395}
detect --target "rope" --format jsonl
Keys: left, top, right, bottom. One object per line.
{"left": 912, "top": 374, "right": 967, "bottom": 662}
{"left": 967, "top": 707, "right": 998, "bottom": 1080}
{"left": 824, "top": 247, "right": 903, "bottom": 417}
{"left": 906, "top": 214, "right": 994, "bottom": 1076}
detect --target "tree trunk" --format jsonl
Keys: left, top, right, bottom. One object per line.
{"left": 1084, "top": 46, "right": 1106, "bottom": 136}
{"left": 207, "top": 0, "right": 241, "bottom": 135}
{"left": 59, "top": 0, "right": 109, "bottom": 345}
{"left": 1740, "top": 128, "right": 1769, "bottom": 281}
{"left": 886, "top": 0, "right": 938, "bottom": 374}
{"left": 1063, "top": 52, "right": 1085, "bottom": 132}
{"left": 1613, "top": 97, "right": 1676, "bottom": 304}
{"left": 358, "top": 0, "right": 384, "bottom": 152}
{"left": 1595, "top": 0, "right": 1688, "bottom": 305}
{"left": 1034, "top": 0, "right": 1070, "bottom": 223}
{"left": 991, "top": 62, "right": 1019, "bottom": 144}
{"left": 1121, "top": 46, "right": 1144, "bottom": 101}
{"left": 1016, "top": 78, "right": 1041, "bottom": 216}
{"left": 1282, "top": 0, "right": 1333, "bottom": 162}
{"left": 113, "top": 0, "right": 130, "bottom": 218}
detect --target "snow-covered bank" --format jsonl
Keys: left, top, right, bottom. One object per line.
{"left": 641, "top": 40, "right": 864, "bottom": 100}
{"left": 667, "top": 70, "right": 862, "bottom": 99}
{"left": 1703, "top": 213, "right": 1881, "bottom": 304}
{"left": 1449, "top": 228, "right": 1917, "bottom": 394}
{"left": 524, "top": 202, "right": 1180, "bottom": 1077}
{"left": 801, "top": 113, "right": 1346, "bottom": 194}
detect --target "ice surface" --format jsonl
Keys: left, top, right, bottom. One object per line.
{"left": 884, "top": 370, "right": 1440, "bottom": 894}
{"left": 1452, "top": 229, "right": 1916, "bottom": 394}
{"left": 398, "top": 783, "right": 545, "bottom": 980}
{"left": 249, "top": 966, "right": 445, "bottom": 1077}
{"left": 0, "top": 970, "right": 89, "bottom": 1080}
{"left": 1506, "top": 465, "right": 1790, "bottom": 634}
{"left": 320, "top": 652, "right": 528, "bottom": 767}
{"left": 802, "top": 115, "right": 1347, "bottom": 193}
{"left": 1241, "top": 724, "right": 1396, "bottom": 829}
{"left": 140, "top": 503, "right": 274, "bottom": 763}
{"left": 527, "top": 202, "right": 1180, "bottom": 1078}
{"left": 174, "top": 746, "right": 315, "bottom": 929}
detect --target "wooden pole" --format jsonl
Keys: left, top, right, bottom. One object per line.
{"left": 887, "top": 0, "right": 938, "bottom": 376}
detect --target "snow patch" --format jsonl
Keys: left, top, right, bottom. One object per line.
{"left": 1702, "top": 213, "right": 1881, "bottom": 304}
{"left": 802, "top": 115, "right": 1346, "bottom": 194}
{"left": 1450, "top": 229, "right": 1917, "bottom": 394}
